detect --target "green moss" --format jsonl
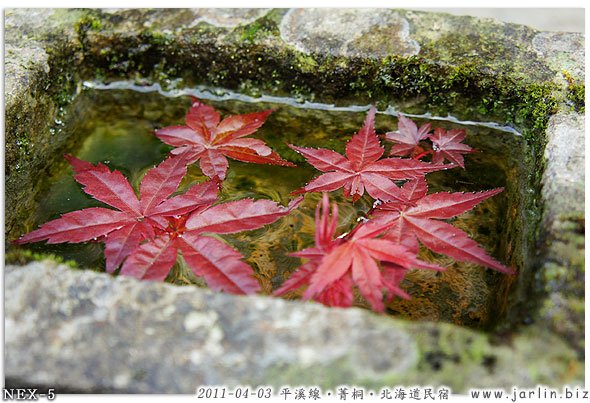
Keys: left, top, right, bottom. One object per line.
{"left": 148, "top": 31, "right": 174, "bottom": 47}
{"left": 226, "top": 10, "right": 284, "bottom": 43}
{"left": 533, "top": 207, "right": 585, "bottom": 356}
{"left": 31, "top": 8, "right": 563, "bottom": 150}
{"left": 294, "top": 54, "right": 319, "bottom": 74}
{"left": 263, "top": 357, "right": 358, "bottom": 388}
{"left": 74, "top": 13, "right": 103, "bottom": 42}
{"left": 263, "top": 355, "right": 411, "bottom": 390}
{"left": 5, "top": 248, "right": 78, "bottom": 268}
{"left": 239, "top": 21, "right": 272, "bottom": 43}
{"left": 76, "top": 19, "right": 559, "bottom": 147}
{"left": 15, "top": 131, "right": 30, "bottom": 160}
{"left": 567, "top": 83, "right": 585, "bottom": 113}
{"left": 4, "top": 20, "right": 87, "bottom": 239}
{"left": 562, "top": 70, "right": 585, "bottom": 113}
{"left": 5, "top": 37, "right": 86, "bottom": 242}
{"left": 262, "top": 321, "right": 582, "bottom": 391}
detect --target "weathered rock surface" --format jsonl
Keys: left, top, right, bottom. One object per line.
{"left": 280, "top": 9, "right": 420, "bottom": 57}
{"left": 4, "top": 262, "right": 416, "bottom": 392}
{"left": 533, "top": 32, "right": 585, "bottom": 80}
{"left": 538, "top": 112, "right": 585, "bottom": 355}
{"left": 541, "top": 113, "right": 585, "bottom": 216}
{"left": 191, "top": 8, "right": 272, "bottom": 28}
{"left": 4, "top": 9, "right": 82, "bottom": 238}
{"left": 4, "top": 262, "right": 583, "bottom": 393}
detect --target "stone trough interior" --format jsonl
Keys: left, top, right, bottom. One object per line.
{"left": 16, "top": 86, "right": 527, "bottom": 330}
{"left": 4, "top": 8, "right": 585, "bottom": 393}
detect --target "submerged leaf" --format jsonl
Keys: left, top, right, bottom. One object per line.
{"left": 276, "top": 193, "right": 443, "bottom": 311}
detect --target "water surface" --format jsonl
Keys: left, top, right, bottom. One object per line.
{"left": 23, "top": 88, "right": 527, "bottom": 328}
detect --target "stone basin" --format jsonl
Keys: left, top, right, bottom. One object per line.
{"left": 4, "top": 8, "right": 585, "bottom": 393}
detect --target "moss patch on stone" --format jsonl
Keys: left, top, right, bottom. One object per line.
{"left": 229, "top": 9, "right": 285, "bottom": 43}
{"left": 261, "top": 319, "right": 583, "bottom": 391}
{"left": 5, "top": 249, "right": 78, "bottom": 268}
{"left": 562, "top": 71, "right": 585, "bottom": 113}
{"left": 77, "top": 27, "right": 559, "bottom": 138}
{"left": 4, "top": 39, "right": 82, "bottom": 239}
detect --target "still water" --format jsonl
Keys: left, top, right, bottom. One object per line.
{"left": 23, "top": 87, "right": 526, "bottom": 327}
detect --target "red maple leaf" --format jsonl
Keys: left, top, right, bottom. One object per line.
{"left": 289, "top": 107, "right": 447, "bottom": 202}
{"left": 429, "top": 127, "right": 474, "bottom": 168}
{"left": 274, "top": 193, "right": 355, "bottom": 307}
{"left": 275, "top": 193, "right": 443, "bottom": 311}
{"left": 155, "top": 98, "right": 295, "bottom": 180}
{"left": 119, "top": 196, "right": 303, "bottom": 294}
{"left": 15, "top": 153, "right": 303, "bottom": 293}
{"left": 14, "top": 153, "right": 218, "bottom": 273}
{"left": 372, "top": 178, "right": 514, "bottom": 274}
{"left": 384, "top": 114, "right": 432, "bottom": 158}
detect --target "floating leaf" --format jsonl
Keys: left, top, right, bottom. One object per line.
{"left": 15, "top": 154, "right": 219, "bottom": 274}
{"left": 155, "top": 98, "right": 295, "bottom": 180}
{"left": 373, "top": 182, "right": 514, "bottom": 274}
{"left": 429, "top": 127, "right": 475, "bottom": 168}
{"left": 290, "top": 107, "right": 447, "bottom": 202}
{"left": 120, "top": 197, "right": 303, "bottom": 293}
{"left": 385, "top": 114, "right": 432, "bottom": 157}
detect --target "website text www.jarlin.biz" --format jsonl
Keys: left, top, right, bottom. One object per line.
{"left": 470, "top": 386, "right": 588, "bottom": 401}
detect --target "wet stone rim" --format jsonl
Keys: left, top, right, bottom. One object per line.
{"left": 3, "top": 8, "right": 585, "bottom": 393}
